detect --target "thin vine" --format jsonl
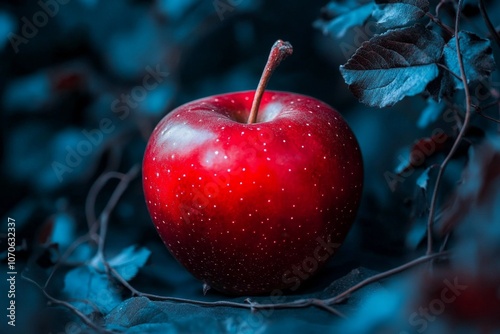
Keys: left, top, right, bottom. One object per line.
{"left": 426, "top": 0, "right": 471, "bottom": 256}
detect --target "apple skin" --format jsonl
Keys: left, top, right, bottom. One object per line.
{"left": 143, "top": 90, "right": 363, "bottom": 295}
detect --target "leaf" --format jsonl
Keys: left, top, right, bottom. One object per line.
{"left": 417, "top": 98, "right": 446, "bottom": 128}
{"left": 105, "top": 297, "right": 226, "bottom": 333}
{"left": 340, "top": 25, "right": 444, "bottom": 107}
{"left": 63, "top": 266, "right": 123, "bottom": 315}
{"left": 406, "top": 217, "right": 427, "bottom": 249}
{"left": 373, "top": 0, "right": 429, "bottom": 28}
{"left": 107, "top": 246, "right": 151, "bottom": 281}
{"left": 416, "top": 166, "right": 431, "bottom": 190}
{"left": 37, "top": 213, "right": 76, "bottom": 248}
{"left": 440, "top": 138, "right": 500, "bottom": 234}
{"left": 425, "top": 69, "right": 455, "bottom": 101}
{"left": 336, "top": 278, "right": 413, "bottom": 334}
{"left": 314, "top": 1, "right": 374, "bottom": 39}
{"left": 63, "top": 246, "right": 150, "bottom": 315}
{"left": 443, "top": 31, "right": 496, "bottom": 89}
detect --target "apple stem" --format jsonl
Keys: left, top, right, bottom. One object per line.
{"left": 247, "top": 40, "right": 293, "bottom": 124}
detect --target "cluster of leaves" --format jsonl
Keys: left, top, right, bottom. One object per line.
{"left": 316, "top": 0, "right": 496, "bottom": 107}
{"left": 315, "top": 0, "right": 500, "bottom": 332}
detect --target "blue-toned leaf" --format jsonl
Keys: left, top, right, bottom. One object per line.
{"left": 340, "top": 25, "right": 444, "bottom": 107}
{"left": 156, "top": 0, "right": 199, "bottom": 21}
{"left": 45, "top": 213, "right": 77, "bottom": 249}
{"left": 138, "top": 82, "right": 175, "bottom": 116}
{"left": 314, "top": 1, "right": 374, "bottom": 39}
{"left": 0, "top": 10, "right": 16, "bottom": 49}
{"left": 441, "top": 138, "right": 500, "bottom": 274}
{"left": 63, "top": 247, "right": 149, "bottom": 315}
{"left": 63, "top": 266, "right": 123, "bottom": 315}
{"left": 395, "top": 146, "right": 412, "bottom": 174}
{"left": 425, "top": 69, "right": 455, "bottom": 101}
{"left": 373, "top": 0, "right": 429, "bottom": 28}
{"left": 406, "top": 217, "right": 427, "bottom": 249}
{"left": 417, "top": 98, "right": 445, "bottom": 128}
{"left": 337, "top": 279, "right": 414, "bottom": 334}
{"left": 108, "top": 246, "right": 151, "bottom": 281}
{"left": 443, "top": 31, "right": 496, "bottom": 89}
{"left": 105, "top": 296, "right": 249, "bottom": 333}
{"left": 416, "top": 166, "right": 431, "bottom": 190}
{"left": 3, "top": 71, "right": 51, "bottom": 112}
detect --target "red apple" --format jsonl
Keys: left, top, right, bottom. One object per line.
{"left": 143, "top": 40, "right": 363, "bottom": 295}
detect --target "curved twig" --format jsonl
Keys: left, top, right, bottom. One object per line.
{"left": 426, "top": 12, "right": 454, "bottom": 35}
{"left": 95, "top": 165, "right": 140, "bottom": 264}
{"left": 22, "top": 273, "right": 115, "bottom": 334}
{"left": 107, "top": 249, "right": 448, "bottom": 317}
{"left": 479, "top": 0, "right": 500, "bottom": 48}
{"left": 426, "top": 0, "right": 472, "bottom": 255}
{"left": 325, "top": 251, "right": 449, "bottom": 304}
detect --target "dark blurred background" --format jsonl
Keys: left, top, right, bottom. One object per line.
{"left": 1, "top": 1, "right": 499, "bottom": 333}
